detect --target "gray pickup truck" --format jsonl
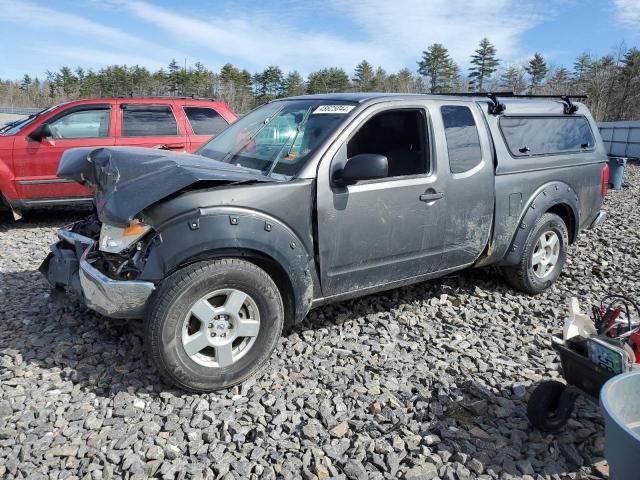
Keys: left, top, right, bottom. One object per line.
{"left": 41, "top": 93, "right": 609, "bottom": 391}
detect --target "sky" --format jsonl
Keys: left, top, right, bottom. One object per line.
{"left": 1, "top": 0, "right": 639, "bottom": 80}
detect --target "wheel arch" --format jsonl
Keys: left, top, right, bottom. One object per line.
{"left": 141, "top": 209, "right": 318, "bottom": 325}
{"left": 546, "top": 203, "right": 577, "bottom": 244}
{"left": 500, "top": 181, "right": 579, "bottom": 266}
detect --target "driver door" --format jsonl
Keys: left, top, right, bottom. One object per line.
{"left": 14, "top": 104, "right": 114, "bottom": 201}
{"left": 316, "top": 103, "right": 449, "bottom": 297}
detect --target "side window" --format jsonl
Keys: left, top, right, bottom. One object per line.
{"left": 347, "top": 109, "right": 428, "bottom": 178}
{"left": 122, "top": 105, "right": 178, "bottom": 136}
{"left": 500, "top": 116, "right": 594, "bottom": 156}
{"left": 183, "top": 107, "right": 229, "bottom": 136}
{"left": 441, "top": 106, "right": 482, "bottom": 174}
{"left": 48, "top": 109, "right": 110, "bottom": 139}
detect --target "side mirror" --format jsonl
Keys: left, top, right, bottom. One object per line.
{"left": 28, "top": 123, "right": 52, "bottom": 142}
{"left": 333, "top": 153, "right": 388, "bottom": 186}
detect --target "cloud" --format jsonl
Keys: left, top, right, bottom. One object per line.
{"left": 331, "top": 0, "right": 552, "bottom": 67}
{"left": 115, "top": 0, "right": 556, "bottom": 74}
{"left": 613, "top": 0, "right": 640, "bottom": 26}
{"left": 0, "top": 0, "right": 184, "bottom": 67}
{"left": 40, "top": 45, "right": 168, "bottom": 71}
{"left": 118, "top": 0, "right": 387, "bottom": 73}
{"left": 1, "top": 0, "right": 567, "bottom": 77}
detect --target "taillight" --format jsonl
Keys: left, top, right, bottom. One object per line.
{"left": 601, "top": 163, "right": 609, "bottom": 198}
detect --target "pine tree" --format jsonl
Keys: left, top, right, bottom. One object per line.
{"left": 500, "top": 65, "right": 526, "bottom": 94}
{"left": 307, "top": 68, "right": 350, "bottom": 94}
{"left": 19, "top": 74, "right": 32, "bottom": 91}
{"left": 369, "top": 67, "right": 386, "bottom": 91}
{"left": 353, "top": 60, "right": 374, "bottom": 91}
{"left": 255, "top": 65, "right": 284, "bottom": 98}
{"left": 468, "top": 38, "right": 499, "bottom": 92}
{"left": 394, "top": 68, "right": 416, "bottom": 93}
{"left": 545, "top": 67, "right": 571, "bottom": 94}
{"left": 615, "top": 48, "right": 640, "bottom": 119}
{"left": 167, "top": 59, "right": 181, "bottom": 96}
{"left": 417, "top": 43, "right": 459, "bottom": 93}
{"left": 526, "top": 53, "right": 547, "bottom": 93}
{"left": 572, "top": 53, "right": 592, "bottom": 94}
{"left": 284, "top": 71, "right": 305, "bottom": 97}
{"left": 573, "top": 53, "right": 591, "bottom": 80}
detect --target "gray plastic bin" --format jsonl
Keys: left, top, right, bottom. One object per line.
{"left": 600, "top": 371, "right": 640, "bottom": 479}
{"left": 608, "top": 157, "right": 628, "bottom": 190}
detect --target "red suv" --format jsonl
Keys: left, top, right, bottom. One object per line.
{"left": 0, "top": 97, "right": 237, "bottom": 219}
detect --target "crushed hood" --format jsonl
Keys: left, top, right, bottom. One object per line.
{"left": 58, "top": 147, "right": 275, "bottom": 226}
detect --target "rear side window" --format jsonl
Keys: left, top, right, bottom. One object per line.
{"left": 122, "top": 105, "right": 178, "bottom": 136}
{"left": 183, "top": 107, "right": 229, "bottom": 136}
{"left": 441, "top": 106, "right": 482, "bottom": 174}
{"left": 500, "top": 116, "right": 594, "bottom": 156}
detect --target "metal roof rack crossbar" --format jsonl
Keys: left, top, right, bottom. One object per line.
{"left": 428, "top": 92, "right": 587, "bottom": 115}
{"left": 429, "top": 92, "right": 587, "bottom": 99}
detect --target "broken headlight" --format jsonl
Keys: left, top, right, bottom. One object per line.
{"left": 99, "top": 221, "right": 151, "bottom": 254}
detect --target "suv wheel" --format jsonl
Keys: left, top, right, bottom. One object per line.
{"left": 503, "top": 212, "right": 569, "bottom": 294}
{"left": 145, "top": 259, "right": 284, "bottom": 392}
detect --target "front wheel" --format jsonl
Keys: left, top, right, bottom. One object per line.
{"left": 503, "top": 212, "right": 569, "bottom": 294}
{"left": 145, "top": 259, "right": 284, "bottom": 392}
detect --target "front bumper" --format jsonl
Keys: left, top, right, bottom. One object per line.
{"left": 589, "top": 209, "right": 607, "bottom": 228}
{"left": 40, "top": 230, "right": 155, "bottom": 319}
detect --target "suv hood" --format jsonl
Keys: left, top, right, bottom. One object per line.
{"left": 58, "top": 146, "right": 275, "bottom": 227}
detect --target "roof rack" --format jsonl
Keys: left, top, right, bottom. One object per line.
{"left": 430, "top": 92, "right": 587, "bottom": 99}
{"left": 487, "top": 93, "right": 506, "bottom": 115}
{"left": 430, "top": 92, "right": 587, "bottom": 115}
{"left": 115, "top": 94, "right": 218, "bottom": 101}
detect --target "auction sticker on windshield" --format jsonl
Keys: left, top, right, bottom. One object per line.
{"left": 313, "top": 105, "right": 355, "bottom": 114}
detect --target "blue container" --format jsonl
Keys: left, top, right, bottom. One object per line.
{"left": 608, "top": 157, "right": 627, "bottom": 190}
{"left": 600, "top": 371, "right": 640, "bottom": 479}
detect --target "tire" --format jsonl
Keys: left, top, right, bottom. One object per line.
{"left": 503, "top": 212, "right": 569, "bottom": 294}
{"left": 145, "top": 258, "right": 284, "bottom": 392}
{"left": 527, "top": 380, "right": 576, "bottom": 433}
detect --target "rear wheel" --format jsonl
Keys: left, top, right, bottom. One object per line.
{"left": 145, "top": 259, "right": 284, "bottom": 392}
{"left": 503, "top": 213, "right": 569, "bottom": 294}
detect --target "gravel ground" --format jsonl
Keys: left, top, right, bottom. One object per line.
{"left": 1, "top": 167, "right": 639, "bottom": 480}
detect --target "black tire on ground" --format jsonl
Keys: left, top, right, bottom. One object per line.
{"left": 503, "top": 212, "right": 569, "bottom": 294}
{"left": 145, "top": 258, "right": 284, "bottom": 392}
{"left": 527, "top": 380, "right": 575, "bottom": 433}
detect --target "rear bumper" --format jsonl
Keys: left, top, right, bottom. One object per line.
{"left": 589, "top": 210, "right": 607, "bottom": 228}
{"left": 40, "top": 230, "right": 154, "bottom": 319}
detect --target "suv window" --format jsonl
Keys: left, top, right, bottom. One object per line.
{"left": 347, "top": 109, "right": 428, "bottom": 178}
{"left": 500, "top": 116, "right": 594, "bottom": 156}
{"left": 122, "top": 105, "right": 177, "bottom": 136}
{"left": 48, "top": 109, "right": 110, "bottom": 139}
{"left": 183, "top": 107, "right": 229, "bottom": 136}
{"left": 441, "top": 106, "right": 482, "bottom": 174}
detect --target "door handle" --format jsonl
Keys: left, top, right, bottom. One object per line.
{"left": 158, "top": 143, "right": 185, "bottom": 150}
{"left": 419, "top": 192, "right": 444, "bottom": 202}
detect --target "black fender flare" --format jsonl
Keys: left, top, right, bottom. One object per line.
{"left": 500, "top": 181, "right": 580, "bottom": 266}
{"left": 140, "top": 207, "right": 316, "bottom": 324}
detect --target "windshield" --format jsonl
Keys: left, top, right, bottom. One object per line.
{"left": 0, "top": 104, "right": 63, "bottom": 136}
{"left": 197, "top": 100, "right": 356, "bottom": 177}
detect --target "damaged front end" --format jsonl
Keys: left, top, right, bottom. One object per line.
{"left": 40, "top": 214, "right": 155, "bottom": 319}
{"left": 40, "top": 146, "right": 276, "bottom": 319}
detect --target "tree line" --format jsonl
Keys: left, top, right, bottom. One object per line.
{"left": 1, "top": 38, "right": 639, "bottom": 121}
